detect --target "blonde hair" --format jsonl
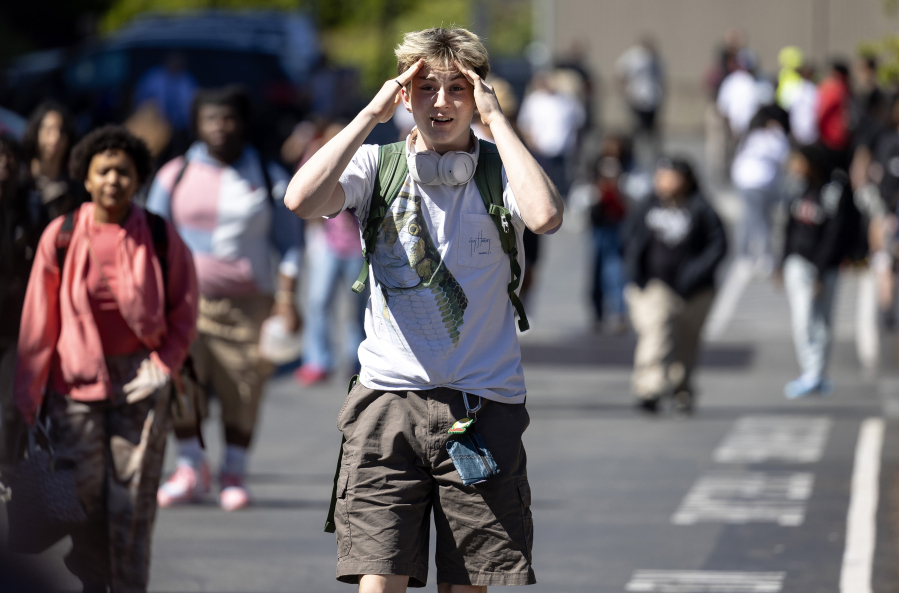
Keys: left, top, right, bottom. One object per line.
{"left": 395, "top": 28, "right": 489, "bottom": 81}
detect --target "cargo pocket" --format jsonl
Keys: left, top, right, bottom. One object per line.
{"left": 336, "top": 472, "right": 351, "bottom": 557}
{"left": 518, "top": 478, "right": 534, "bottom": 562}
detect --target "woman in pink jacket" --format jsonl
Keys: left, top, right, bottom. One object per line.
{"left": 14, "top": 125, "right": 198, "bottom": 593}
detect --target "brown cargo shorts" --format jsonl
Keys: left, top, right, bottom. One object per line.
{"left": 334, "top": 382, "right": 535, "bottom": 587}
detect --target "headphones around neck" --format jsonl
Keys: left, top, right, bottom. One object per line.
{"left": 406, "top": 129, "right": 480, "bottom": 186}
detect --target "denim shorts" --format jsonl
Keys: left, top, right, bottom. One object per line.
{"left": 334, "top": 382, "right": 535, "bottom": 587}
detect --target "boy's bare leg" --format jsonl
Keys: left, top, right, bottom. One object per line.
{"left": 359, "top": 575, "right": 409, "bottom": 593}
{"left": 437, "top": 585, "right": 487, "bottom": 593}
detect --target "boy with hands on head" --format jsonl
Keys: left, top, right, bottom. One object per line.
{"left": 286, "top": 28, "right": 562, "bottom": 593}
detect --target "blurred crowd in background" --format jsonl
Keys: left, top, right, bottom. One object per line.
{"left": 3, "top": 5, "right": 899, "bottom": 590}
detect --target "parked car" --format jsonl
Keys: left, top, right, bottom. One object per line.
{"left": 1, "top": 11, "right": 323, "bottom": 156}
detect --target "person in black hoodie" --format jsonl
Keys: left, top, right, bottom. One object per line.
{"left": 623, "top": 157, "right": 727, "bottom": 413}
{"left": 779, "top": 143, "right": 856, "bottom": 398}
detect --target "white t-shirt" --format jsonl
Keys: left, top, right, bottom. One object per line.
{"left": 517, "top": 90, "right": 585, "bottom": 158}
{"left": 731, "top": 126, "right": 790, "bottom": 190}
{"left": 615, "top": 45, "right": 664, "bottom": 111}
{"left": 790, "top": 80, "right": 819, "bottom": 146}
{"left": 717, "top": 70, "right": 760, "bottom": 136}
{"left": 336, "top": 143, "right": 528, "bottom": 403}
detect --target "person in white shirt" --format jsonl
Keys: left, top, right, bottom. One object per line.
{"left": 517, "top": 71, "right": 585, "bottom": 195}
{"left": 285, "top": 27, "right": 563, "bottom": 593}
{"left": 616, "top": 37, "right": 665, "bottom": 153}
{"left": 731, "top": 105, "right": 791, "bottom": 273}
{"left": 789, "top": 64, "right": 820, "bottom": 146}
{"left": 717, "top": 54, "right": 761, "bottom": 138}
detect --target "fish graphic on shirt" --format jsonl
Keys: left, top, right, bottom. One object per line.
{"left": 371, "top": 187, "right": 467, "bottom": 354}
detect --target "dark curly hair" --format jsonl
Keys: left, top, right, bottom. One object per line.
{"left": 69, "top": 125, "right": 152, "bottom": 184}
{"left": 22, "top": 101, "right": 78, "bottom": 166}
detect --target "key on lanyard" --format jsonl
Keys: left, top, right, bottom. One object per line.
{"left": 448, "top": 393, "right": 482, "bottom": 435}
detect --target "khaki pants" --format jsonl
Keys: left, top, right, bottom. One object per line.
{"left": 625, "top": 280, "right": 715, "bottom": 400}
{"left": 172, "top": 294, "right": 274, "bottom": 447}
{"left": 47, "top": 351, "right": 170, "bottom": 593}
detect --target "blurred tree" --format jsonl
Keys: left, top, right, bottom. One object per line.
{"left": 101, "top": 0, "right": 304, "bottom": 32}
{"left": 854, "top": 0, "right": 899, "bottom": 90}
{"left": 859, "top": 37, "right": 899, "bottom": 90}
{"left": 0, "top": 0, "right": 531, "bottom": 98}
{"left": 321, "top": 0, "right": 531, "bottom": 94}
{"left": 0, "top": 0, "right": 113, "bottom": 59}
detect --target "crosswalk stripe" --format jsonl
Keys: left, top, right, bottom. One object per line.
{"left": 672, "top": 472, "right": 813, "bottom": 526}
{"left": 626, "top": 570, "right": 785, "bottom": 592}
{"left": 714, "top": 416, "right": 832, "bottom": 464}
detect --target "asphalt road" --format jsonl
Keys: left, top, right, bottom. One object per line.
{"left": 5, "top": 145, "right": 899, "bottom": 592}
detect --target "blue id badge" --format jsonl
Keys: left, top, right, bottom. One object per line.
{"left": 446, "top": 432, "right": 500, "bottom": 486}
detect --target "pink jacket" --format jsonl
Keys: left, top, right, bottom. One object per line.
{"left": 15, "top": 203, "right": 198, "bottom": 425}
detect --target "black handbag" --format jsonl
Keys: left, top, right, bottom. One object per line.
{"left": 6, "top": 417, "right": 87, "bottom": 554}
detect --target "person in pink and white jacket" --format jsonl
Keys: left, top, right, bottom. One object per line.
{"left": 14, "top": 125, "right": 198, "bottom": 593}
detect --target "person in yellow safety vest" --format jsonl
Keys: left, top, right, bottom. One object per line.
{"left": 777, "top": 46, "right": 805, "bottom": 110}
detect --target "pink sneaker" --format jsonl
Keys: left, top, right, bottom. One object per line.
{"left": 219, "top": 473, "right": 251, "bottom": 511}
{"left": 157, "top": 461, "right": 211, "bottom": 508}
{"left": 293, "top": 363, "right": 330, "bottom": 387}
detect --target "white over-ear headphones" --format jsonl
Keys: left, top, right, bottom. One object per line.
{"left": 406, "top": 128, "right": 480, "bottom": 186}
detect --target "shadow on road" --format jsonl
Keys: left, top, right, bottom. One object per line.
{"left": 521, "top": 334, "right": 755, "bottom": 368}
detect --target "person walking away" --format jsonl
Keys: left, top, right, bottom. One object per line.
{"left": 22, "top": 101, "right": 82, "bottom": 225}
{"left": 0, "top": 135, "right": 42, "bottom": 467}
{"left": 777, "top": 144, "right": 855, "bottom": 397}
{"left": 717, "top": 52, "right": 762, "bottom": 140}
{"left": 285, "top": 27, "right": 563, "bottom": 591}
{"left": 860, "top": 96, "right": 899, "bottom": 334}
{"left": 133, "top": 53, "right": 198, "bottom": 159}
{"left": 517, "top": 71, "right": 585, "bottom": 197}
{"left": 589, "top": 135, "right": 631, "bottom": 333}
{"left": 282, "top": 120, "right": 367, "bottom": 386}
{"left": 789, "top": 62, "right": 820, "bottom": 146}
{"left": 517, "top": 71, "right": 584, "bottom": 306}
{"left": 616, "top": 36, "right": 665, "bottom": 163}
{"left": 14, "top": 126, "right": 198, "bottom": 592}
{"left": 148, "top": 86, "right": 304, "bottom": 511}
{"left": 623, "top": 157, "right": 727, "bottom": 414}
{"left": 816, "top": 61, "right": 853, "bottom": 173}
{"left": 731, "top": 105, "right": 791, "bottom": 275}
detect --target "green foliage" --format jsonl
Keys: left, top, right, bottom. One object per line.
{"left": 101, "top": 0, "right": 304, "bottom": 33}
{"left": 858, "top": 37, "right": 899, "bottom": 89}
{"left": 97, "top": 0, "right": 531, "bottom": 94}
{"left": 322, "top": 0, "right": 531, "bottom": 94}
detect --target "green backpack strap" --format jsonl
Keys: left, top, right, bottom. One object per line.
{"left": 351, "top": 142, "right": 409, "bottom": 294}
{"left": 473, "top": 139, "right": 530, "bottom": 332}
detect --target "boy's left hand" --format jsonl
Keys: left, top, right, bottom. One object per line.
{"left": 456, "top": 61, "right": 504, "bottom": 127}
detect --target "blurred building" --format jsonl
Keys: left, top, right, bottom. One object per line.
{"left": 542, "top": 0, "right": 899, "bottom": 133}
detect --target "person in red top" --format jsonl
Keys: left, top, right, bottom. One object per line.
{"left": 14, "top": 126, "right": 198, "bottom": 593}
{"left": 816, "top": 60, "right": 852, "bottom": 171}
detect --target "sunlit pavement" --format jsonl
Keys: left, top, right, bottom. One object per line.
{"left": 6, "top": 136, "right": 899, "bottom": 592}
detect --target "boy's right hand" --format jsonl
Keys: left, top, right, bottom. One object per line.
{"left": 365, "top": 59, "right": 424, "bottom": 123}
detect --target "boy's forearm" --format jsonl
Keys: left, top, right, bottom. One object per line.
{"left": 284, "top": 110, "right": 380, "bottom": 219}
{"left": 488, "top": 117, "right": 564, "bottom": 234}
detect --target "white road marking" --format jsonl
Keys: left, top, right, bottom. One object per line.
{"left": 626, "top": 570, "right": 785, "bottom": 592}
{"left": 839, "top": 418, "right": 885, "bottom": 593}
{"left": 704, "top": 258, "right": 754, "bottom": 340}
{"left": 672, "top": 472, "right": 813, "bottom": 526}
{"left": 714, "top": 416, "right": 832, "bottom": 464}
